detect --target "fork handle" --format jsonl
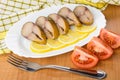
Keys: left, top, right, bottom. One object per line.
{"left": 44, "top": 65, "right": 106, "bottom": 79}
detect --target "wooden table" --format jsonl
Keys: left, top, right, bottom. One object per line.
{"left": 0, "top": 5, "right": 120, "bottom": 80}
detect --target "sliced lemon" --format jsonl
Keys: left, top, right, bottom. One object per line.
{"left": 30, "top": 42, "right": 52, "bottom": 53}
{"left": 68, "top": 30, "right": 89, "bottom": 40}
{"left": 58, "top": 34, "right": 78, "bottom": 44}
{"left": 74, "top": 26, "right": 96, "bottom": 33}
{"left": 77, "top": 33, "right": 89, "bottom": 40}
{"left": 58, "top": 30, "right": 89, "bottom": 45}
{"left": 47, "top": 39, "right": 66, "bottom": 49}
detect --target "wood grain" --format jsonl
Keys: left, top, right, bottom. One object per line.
{"left": 0, "top": 5, "right": 120, "bottom": 80}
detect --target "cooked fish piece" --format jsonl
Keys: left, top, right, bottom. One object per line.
{"left": 36, "top": 16, "right": 59, "bottom": 39}
{"left": 58, "top": 7, "right": 81, "bottom": 27}
{"left": 48, "top": 13, "right": 69, "bottom": 34}
{"left": 74, "top": 6, "right": 94, "bottom": 25}
{"left": 21, "top": 22, "right": 46, "bottom": 44}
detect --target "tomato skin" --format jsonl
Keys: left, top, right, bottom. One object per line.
{"left": 87, "top": 37, "right": 113, "bottom": 60}
{"left": 100, "top": 28, "right": 120, "bottom": 49}
{"left": 71, "top": 46, "right": 98, "bottom": 69}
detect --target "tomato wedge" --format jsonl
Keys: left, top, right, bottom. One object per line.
{"left": 87, "top": 37, "right": 113, "bottom": 60}
{"left": 71, "top": 46, "right": 98, "bottom": 69}
{"left": 100, "top": 28, "right": 120, "bottom": 49}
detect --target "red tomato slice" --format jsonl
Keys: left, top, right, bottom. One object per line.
{"left": 87, "top": 37, "right": 113, "bottom": 60}
{"left": 71, "top": 46, "right": 98, "bottom": 69}
{"left": 100, "top": 28, "right": 120, "bottom": 49}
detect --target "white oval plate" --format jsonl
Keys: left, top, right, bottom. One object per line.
{"left": 5, "top": 4, "right": 106, "bottom": 58}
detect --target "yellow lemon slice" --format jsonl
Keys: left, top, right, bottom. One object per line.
{"left": 58, "top": 34, "right": 78, "bottom": 44}
{"left": 58, "top": 29, "right": 89, "bottom": 45}
{"left": 75, "top": 26, "right": 96, "bottom": 33}
{"left": 68, "top": 30, "right": 89, "bottom": 40}
{"left": 30, "top": 42, "right": 52, "bottom": 53}
{"left": 47, "top": 39, "right": 66, "bottom": 49}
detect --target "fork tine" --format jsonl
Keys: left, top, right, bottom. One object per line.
{"left": 7, "top": 59, "right": 20, "bottom": 67}
{"left": 9, "top": 55, "right": 28, "bottom": 65}
{"left": 8, "top": 56, "right": 21, "bottom": 65}
{"left": 7, "top": 57, "right": 26, "bottom": 70}
{"left": 8, "top": 54, "right": 28, "bottom": 65}
{"left": 7, "top": 59, "right": 26, "bottom": 70}
{"left": 9, "top": 54, "right": 23, "bottom": 63}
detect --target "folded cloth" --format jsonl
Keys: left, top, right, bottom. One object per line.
{"left": 0, "top": 0, "right": 116, "bottom": 54}
{"left": 87, "top": 0, "right": 120, "bottom": 5}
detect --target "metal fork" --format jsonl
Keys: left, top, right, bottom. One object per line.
{"left": 7, "top": 54, "right": 106, "bottom": 79}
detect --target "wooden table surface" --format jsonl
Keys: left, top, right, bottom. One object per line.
{"left": 0, "top": 5, "right": 120, "bottom": 80}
